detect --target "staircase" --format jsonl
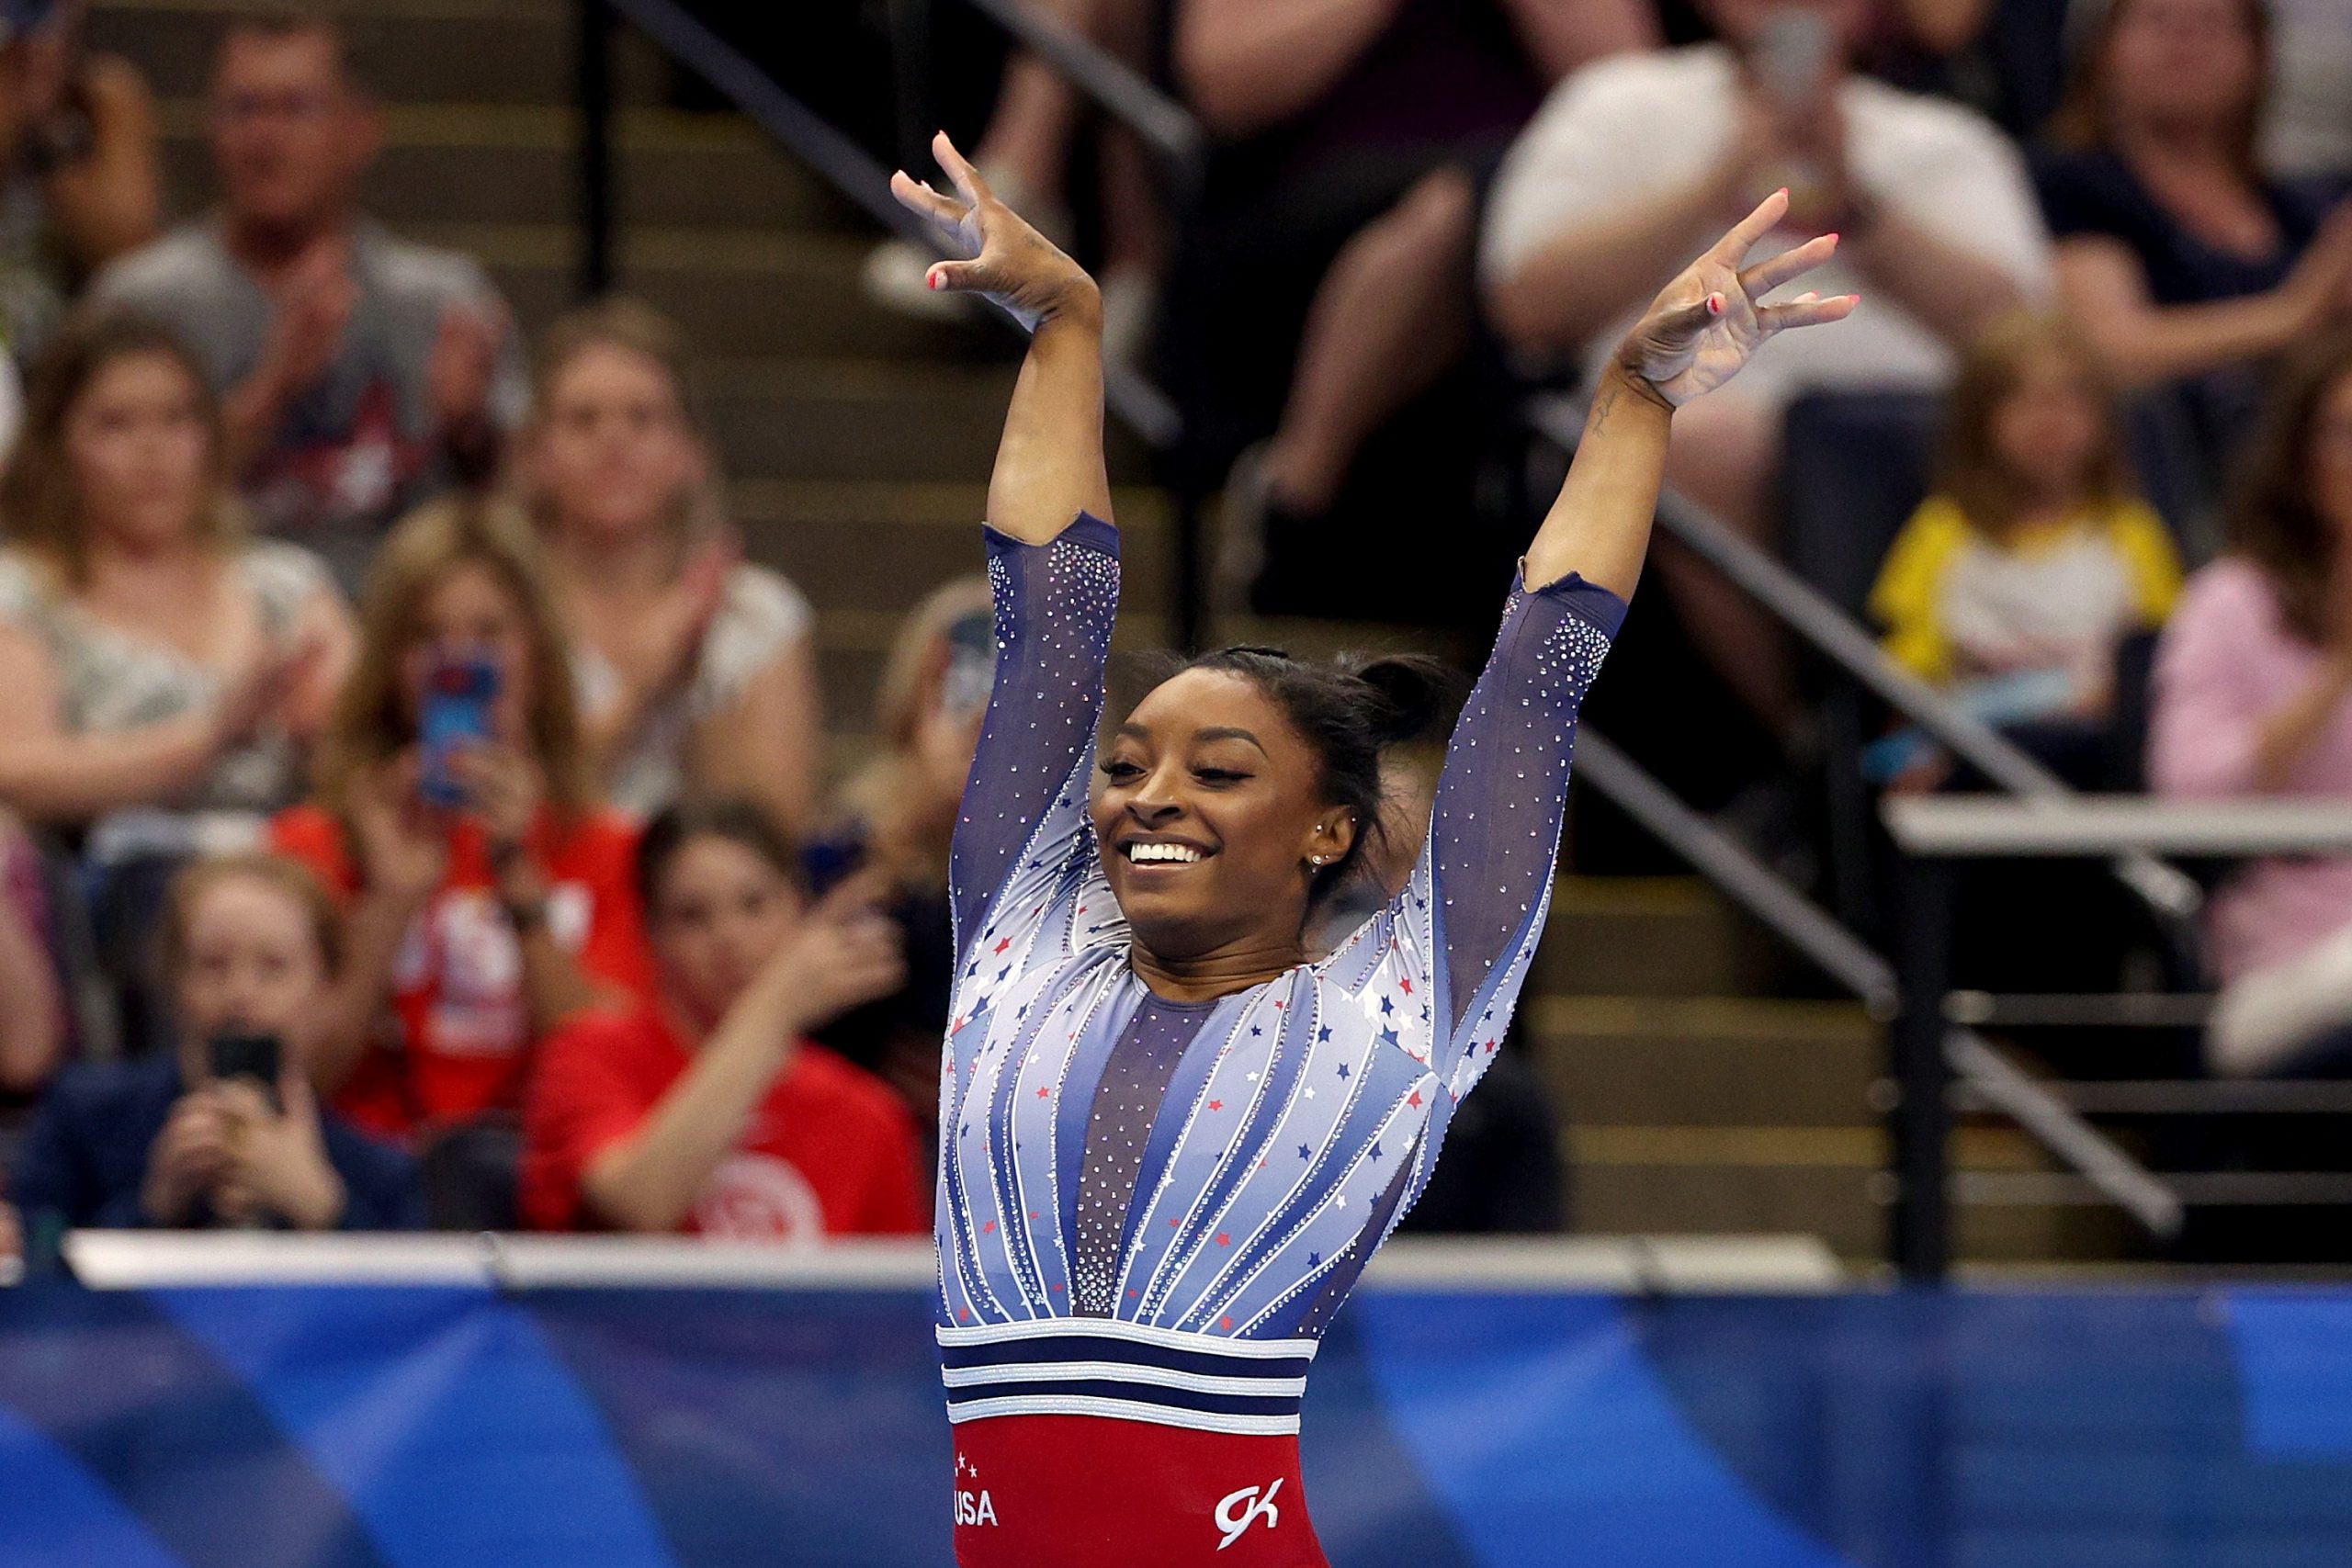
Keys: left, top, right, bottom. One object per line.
{"left": 96, "top": 0, "right": 2126, "bottom": 1271}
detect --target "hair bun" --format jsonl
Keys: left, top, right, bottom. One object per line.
{"left": 1345, "top": 654, "right": 1464, "bottom": 750}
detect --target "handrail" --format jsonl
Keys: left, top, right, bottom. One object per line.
{"left": 1526, "top": 397, "right": 2205, "bottom": 933}
{"left": 580, "top": 0, "right": 1184, "bottom": 450}
{"left": 954, "top": 0, "right": 1205, "bottom": 185}
{"left": 1572, "top": 725, "right": 2177, "bottom": 1247}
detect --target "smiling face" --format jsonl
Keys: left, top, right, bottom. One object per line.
{"left": 1091, "top": 669, "right": 1355, "bottom": 968}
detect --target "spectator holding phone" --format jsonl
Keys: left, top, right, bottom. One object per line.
{"left": 89, "top": 12, "right": 526, "bottom": 596}
{"left": 521, "top": 299, "right": 822, "bottom": 833}
{"left": 805, "top": 577, "right": 993, "bottom": 1133}
{"left": 272, "top": 499, "right": 650, "bottom": 1145}
{"left": 521, "top": 799, "right": 922, "bottom": 1239}
{"left": 6, "top": 852, "right": 422, "bottom": 1237}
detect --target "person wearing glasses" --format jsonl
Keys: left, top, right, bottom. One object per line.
{"left": 90, "top": 11, "right": 525, "bottom": 597}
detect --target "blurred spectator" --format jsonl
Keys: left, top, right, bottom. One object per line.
{"left": 6, "top": 853, "right": 423, "bottom": 1237}
{"left": 2150, "top": 328, "right": 2352, "bottom": 1076}
{"left": 521, "top": 299, "right": 822, "bottom": 834}
{"left": 1167, "top": 0, "right": 1657, "bottom": 619}
{"left": 0, "top": 0, "right": 161, "bottom": 369}
{"left": 808, "top": 577, "right": 992, "bottom": 1134}
{"left": 91, "top": 11, "right": 526, "bottom": 597}
{"left": 0, "top": 311, "right": 352, "bottom": 1052}
{"left": 2036, "top": 0, "right": 2352, "bottom": 485}
{"left": 0, "top": 807, "right": 62, "bottom": 1092}
{"left": 1483, "top": 0, "right": 2051, "bottom": 739}
{"left": 521, "top": 800, "right": 922, "bottom": 1239}
{"left": 866, "top": 0, "right": 1165, "bottom": 366}
{"left": 1869, "top": 311, "right": 2181, "bottom": 787}
{"left": 271, "top": 500, "right": 650, "bottom": 1146}
{"left": 0, "top": 311, "right": 350, "bottom": 830}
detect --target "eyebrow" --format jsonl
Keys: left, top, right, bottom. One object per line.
{"left": 1112, "top": 723, "right": 1272, "bottom": 759}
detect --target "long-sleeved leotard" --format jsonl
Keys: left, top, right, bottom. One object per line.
{"left": 936, "top": 511, "right": 1622, "bottom": 1433}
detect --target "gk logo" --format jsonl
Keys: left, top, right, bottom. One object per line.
{"left": 1215, "top": 1478, "right": 1283, "bottom": 1551}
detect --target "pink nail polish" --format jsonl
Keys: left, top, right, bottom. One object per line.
{"left": 1826, "top": 231, "right": 1841, "bottom": 243}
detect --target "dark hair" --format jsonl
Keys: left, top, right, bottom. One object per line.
{"left": 1165, "top": 648, "right": 1464, "bottom": 908}
{"left": 2226, "top": 325, "right": 2352, "bottom": 646}
{"left": 636, "top": 798, "right": 808, "bottom": 912}
{"left": 2, "top": 309, "right": 240, "bottom": 588}
{"left": 2047, "top": 0, "right": 2271, "bottom": 186}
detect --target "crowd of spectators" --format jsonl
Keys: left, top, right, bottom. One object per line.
{"left": 0, "top": 0, "right": 2347, "bottom": 1258}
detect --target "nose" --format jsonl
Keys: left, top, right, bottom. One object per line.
{"left": 1125, "top": 793, "right": 1182, "bottom": 828}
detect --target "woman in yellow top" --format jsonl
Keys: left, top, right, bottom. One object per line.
{"left": 1867, "top": 311, "right": 2184, "bottom": 784}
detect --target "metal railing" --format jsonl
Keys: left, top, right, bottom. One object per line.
{"left": 571, "top": 0, "right": 1202, "bottom": 633}
{"left": 1883, "top": 795, "right": 2352, "bottom": 1279}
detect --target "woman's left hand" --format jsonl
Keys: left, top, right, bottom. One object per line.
{"left": 1614, "top": 188, "right": 1858, "bottom": 408}
{"left": 213, "top": 1077, "right": 345, "bottom": 1232}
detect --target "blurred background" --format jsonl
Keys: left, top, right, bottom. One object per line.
{"left": 0, "top": 0, "right": 2350, "bottom": 1562}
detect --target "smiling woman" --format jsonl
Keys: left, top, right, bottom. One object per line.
{"left": 888, "top": 132, "right": 1855, "bottom": 1568}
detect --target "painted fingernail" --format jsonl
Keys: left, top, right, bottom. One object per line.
{"left": 1826, "top": 231, "right": 1841, "bottom": 243}
{"left": 928, "top": 270, "right": 944, "bottom": 291}
{"left": 1708, "top": 294, "right": 1725, "bottom": 315}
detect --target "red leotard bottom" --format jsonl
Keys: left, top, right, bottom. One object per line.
{"left": 950, "top": 1415, "right": 1329, "bottom": 1567}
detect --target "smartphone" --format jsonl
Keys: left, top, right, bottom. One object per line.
{"left": 941, "top": 609, "right": 997, "bottom": 717}
{"left": 1754, "top": 6, "right": 1835, "bottom": 109}
{"left": 207, "top": 1031, "right": 283, "bottom": 1110}
{"left": 419, "top": 649, "right": 500, "bottom": 808}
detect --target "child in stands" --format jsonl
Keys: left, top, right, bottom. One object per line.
{"left": 1869, "top": 311, "right": 2183, "bottom": 785}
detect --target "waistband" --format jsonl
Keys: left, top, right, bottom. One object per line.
{"left": 937, "top": 1317, "right": 1317, "bottom": 1436}
{"left": 951, "top": 1414, "right": 1327, "bottom": 1568}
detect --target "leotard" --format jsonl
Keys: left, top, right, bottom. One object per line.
{"left": 936, "top": 513, "right": 1623, "bottom": 1565}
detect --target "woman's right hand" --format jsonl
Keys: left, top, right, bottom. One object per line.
{"left": 211, "top": 629, "right": 333, "bottom": 753}
{"left": 761, "top": 871, "right": 909, "bottom": 1033}
{"left": 350, "top": 750, "right": 449, "bottom": 907}
{"left": 889, "top": 131, "right": 1100, "bottom": 333}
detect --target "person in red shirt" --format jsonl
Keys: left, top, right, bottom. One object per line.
{"left": 273, "top": 499, "right": 651, "bottom": 1145}
{"left": 521, "top": 798, "right": 924, "bottom": 1239}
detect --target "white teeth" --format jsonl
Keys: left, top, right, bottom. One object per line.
{"left": 1126, "top": 842, "right": 1204, "bottom": 864}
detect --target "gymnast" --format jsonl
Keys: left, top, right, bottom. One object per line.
{"left": 891, "top": 130, "right": 1854, "bottom": 1567}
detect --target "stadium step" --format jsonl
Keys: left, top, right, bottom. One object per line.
{"left": 88, "top": 0, "right": 667, "bottom": 109}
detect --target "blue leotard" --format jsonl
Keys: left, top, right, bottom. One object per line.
{"left": 934, "top": 513, "right": 1623, "bottom": 1438}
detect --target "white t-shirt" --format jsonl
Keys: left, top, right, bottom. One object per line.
{"left": 2259, "top": 0, "right": 2352, "bottom": 180}
{"left": 571, "top": 561, "right": 812, "bottom": 819}
{"left": 1480, "top": 45, "right": 2055, "bottom": 400}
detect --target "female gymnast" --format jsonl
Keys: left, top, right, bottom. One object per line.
{"left": 891, "top": 131, "right": 1855, "bottom": 1567}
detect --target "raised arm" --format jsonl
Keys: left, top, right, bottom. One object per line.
{"left": 1527, "top": 188, "right": 1853, "bottom": 596}
{"left": 892, "top": 132, "right": 1111, "bottom": 543}
{"left": 1410, "top": 193, "right": 1854, "bottom": 1078}
{"left": 891, "top": 135, "right": 1122, "bottom": 956}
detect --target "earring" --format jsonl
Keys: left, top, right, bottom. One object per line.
{"left": 1309, "top": 854, "right": 1328, "bottom": 866}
